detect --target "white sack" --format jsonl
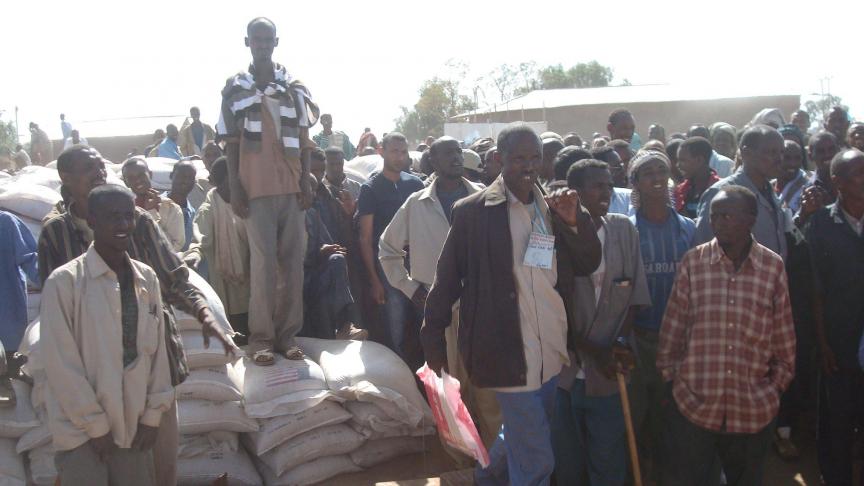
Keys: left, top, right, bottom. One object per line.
{"left": 0, "top": 438, "right": 26, "bottom": 486}
{"left": 178, "top": 400, "right": 258, "bottom": 435}
{"left": 174, "top": 270, "right": 234, "bottom": 335}
{"left": 257, "top": 454, "right": 362, "bottom": 486}
{"left": 297, "top": 337, "right": 433, "bottom": 428}
{"left": 177, "top": 436, "right": 261, "bottom": 486}
{"left": 0, "top": 183, "right": 60, "bottom": 222}
{"left": 255, "top": 423, "right": 365, "bottom": 477}
{"left": 244, "top": 400, "right": 351, "bottom": 456}
{"left": 175, "top": 364, "right": 242, "bottom": 402}
{"left": 178, "top": 432, "right": 239, "bottom": 459}
{"left": 26, "top": 443, "right": 55, "bottom": 486}
{"left": 346, "top": 401, "right": 435, "bottom": 440}
{"left": 0, "top": 381, "right": 39, "bottom": 438}
{"left": 181, "top": 331, "right": 235, "bottom": 369}
{"left": 15, "top": 422, "right": 50, "bottom": 454}
{"left": 237, "top": 356, "right": 335, "bottom": 419}
{"left": 349, "top": 436, "right": 430, "bottom": 468}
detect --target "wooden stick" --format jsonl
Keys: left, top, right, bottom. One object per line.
{"left": 618, "top": 372, "right": 643, "bottom": 486}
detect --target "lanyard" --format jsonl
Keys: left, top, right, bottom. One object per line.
{"left": 530, "top": 200, "right": 549, "bottom": 235}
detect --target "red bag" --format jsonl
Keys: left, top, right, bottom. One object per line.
{"left": 417, "top": 364, "right": 490, "bottom": 467}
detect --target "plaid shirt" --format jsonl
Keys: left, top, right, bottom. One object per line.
{"left": 657, "top": 238, "right": 795, "bottom": 433}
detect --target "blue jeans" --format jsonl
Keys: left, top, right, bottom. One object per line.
{"left": 552, "top": 379, "right": 627, "bottom": 485}
{"left": 377, "top": 264, "right": 414, "bottom": 358}
{"left": 476, "top": 376, "right": 558, "bottom": 486}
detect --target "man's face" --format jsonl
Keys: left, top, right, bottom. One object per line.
{"left": 605, "top": 149, "right": 628, "bottom": 188}
{"left": 713, "top": 131, "right": 736, "bottom": 159}
{"left": 71, "top": 130, "right": 80, "bottom": 142}
{"left": 780, "top": 141, "right": 803, "bottom": 180}
{"left": 792, "top": 112, "right": 810, "bottom": 133}
{"left": 541, "top": 141, "right": 563, "bottom": 180}
{"left": 648, "top": 125, "right": 665, "bottom": 141}
{"left": 834, "top": 155, "right": 864, "bottom": 202}
{"left": 710, "top": 193, "right": 755, "bottom": 247}
{"left": 430, "top": 139, "right": 464, "bottom": 180}
{"left": 500, "top": 133, "right": 542, "bottom": 196}
{"left": 89, "top": 194, "right": 136, "bottom": 254}
{"left": 122, "top": 163, "right": 153, "bottom": 196}
{"left": 59, "top": 149, "right": 107, "bottom": 202}
{"left": 325, "top": 152, "right": 345, "bottom": 181}
{"left": 171, "top": 165, "right": 197, "bottom": 199}
{"left": 321, "top": 115, "right": 333, "bottom": 130}
{"left": 190, "top": 108, "right": 200, "bottom": 121}
{"left": 564, "top": 134, "right": 582, "bottom": 147}
{"left": 608, "top": 115, "right": 636, "bottom": 142}
{"left": 245, "top": 21, "right": 278, "bottom": 63}
{"left": 825, "top": 109, "right": 850, "bottom": 142}
{"left": 742, "top": 132, "right": 783, "bottom": 180}
{"left": 382, "top": 140, "right": 409, "bottom": 173}
{"left": 310, "top": 157, "right": 326, "bottom": 183}
{"left": 677, "top": 146, "right": 706, "bottom": 180}
{"left": 167, "top": 126, "right": 179, "bottom": 141}
{"left": 202, "top": 145, "right": 221, "bottom": 170}
{"left": 847, "top": 125, "right": 864, "bottom": 151}
{"left": 634, "top": 159, "right": 670, "bottom": 202}
{"left": 482, "top": 149, "right": 502, "bottom": 185}
{"left": 809, "top": 135, "right": 839, "bottom": 171}
{"left": 575, "top": 167, "right": 614, "bottom": 218}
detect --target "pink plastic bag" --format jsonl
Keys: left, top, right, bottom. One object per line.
{"left": 417, "top": 364, "right": 490, "bottom": 467}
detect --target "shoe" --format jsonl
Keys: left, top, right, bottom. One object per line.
{"left": 336, "top": 323, "right": 368, "bottom": 341}
{"left": 774, "top": 434, "right": 800, "bottom": 461}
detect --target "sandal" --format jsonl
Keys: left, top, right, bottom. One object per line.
{"left": 283, "top": 345, "right": 305, "bottom": 361}
{"left": 252, "top": 349, "right": 276, "bottom": 366}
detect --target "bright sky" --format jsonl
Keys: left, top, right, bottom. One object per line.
{"left": 2, "top": 0, "right": 862, "bottom": 143}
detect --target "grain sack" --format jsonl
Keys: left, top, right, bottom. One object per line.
{"left": 0, "top": 380, "right": 39, "bottom": 438}
{"left": 245, "top": 401, "right": 352, "bottom": 456}
{"left": 11, "top": 166, "right": 62, "bottom": 192}
{"left": 0, "top": 438, "right": 26, "bottom": 486}
{"left": 178, "top": 432, "right": 238, "bottom": 459}
{"left": 349, "top": 436, "right": 429, "bottom": 468}
{"left": 238, "top": 356, "right": 335, "bottom": 419}
{"left": 181, "top": 331, "right": 236, "bottom": 369}
{"left": 178, "top": 400, "right": 258, "bottom": 435}
{"left": 297, "top": 337, "right": 433, "bottom": 428}
{"left": 0, "top": 183, "right": 60, "bottom": 222}
{"left": 174, "top": 270, "right": 234, "bottom": 335}
{"left": 255, "top": 423, "right": 365, "bottom": 477}
{"left": 257, "top": 454, "right": 362, "bottom": 486}
{"left": 346, "top": 401, "right": 435, "bottom": 440}
{"left": 15, "top": 422, "right": 50, "bottom": 454}
{"left": 26, "top": 443, "right": 55, "bottom": 486}
{"left": 175, "top": 364, "right": 242, "bottom": 402}
{"left": 177, "top": 434, "right": 261, "bottom": 486}
{"left": 17, "top": 320, "right": 44, "bottom": 379}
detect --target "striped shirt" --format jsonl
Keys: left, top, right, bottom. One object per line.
{"left": 37, "top": 202, "right": 205, "bottom": 385}
{"left": 217, "top": 63, "right": 318, "bottom": 157}
{"left": 657, "top": 238, "right": 795, "bottom": 433}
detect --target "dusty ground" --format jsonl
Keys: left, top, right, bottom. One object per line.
{"left": 329, "top": 432, "right": 826, "bottom": 486}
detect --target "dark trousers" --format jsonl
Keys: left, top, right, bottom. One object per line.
{"left": 663, "top": 398, "right": 773, "bottom": 486}
{"left": 303, "top": 253, "right": 357, "bottom": 339}
{"left": 817, "top": 369, "right": 864, "bottom": 486}
{"left": 629, "top": 329, "right": 666, "bottom": 481}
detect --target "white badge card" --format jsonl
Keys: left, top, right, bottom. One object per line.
{"left": 523, "top": 232, "right": 555, "bottom": 269}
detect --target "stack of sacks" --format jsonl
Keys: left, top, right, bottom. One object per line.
{"left": 15, "top": 321, "right": 58, "bottom": 485}
{"left": 175, "top": 272, "right": 260, "bottom": 486}
{"left": 237, "top": 352, "right": 367, "bottom": 485}
{"left": 0, "top": 379, "right": 40, "bottom": 486}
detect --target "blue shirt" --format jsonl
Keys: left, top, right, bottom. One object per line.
{"left": 157, "top": 138, "right": 182, "bottom": 160}
{"left": 630, "top": 209, "right": 695, "bottom": 331}
{"left": 357, "top": 171, "right": 424, "bottom": 252}
{"left": 0, "top": 211, "right": 39, "bottom": 350}
{"left": 610, "top": 188, "right": 635, "bottom": 216}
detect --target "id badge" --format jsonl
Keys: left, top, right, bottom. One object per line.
{"left": 523, "top": 232, "right": 555, "bottom": 269}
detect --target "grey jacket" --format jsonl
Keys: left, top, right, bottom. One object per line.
{"left": 694, "top": 168, "right": 788, "bottom": 260}
{"left": 567, "top": 214, "right": 651, "bottom": 396}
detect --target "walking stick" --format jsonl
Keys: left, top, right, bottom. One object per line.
{"left": 617, "top": 372, "right": 643, "bottom": 486}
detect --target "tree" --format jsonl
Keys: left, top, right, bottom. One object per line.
{"left": 394, "top": 77, "right": 477, "bottom": 142}
{"left": 805, "top": 94, "right": 846, "bottom": 127}
{"left": 0, "top": 116, "right": 16, "bottom": 152}
{"left": 489, "top": 60, "right": 616, "bottom": 100}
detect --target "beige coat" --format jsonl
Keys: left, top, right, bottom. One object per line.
{"left": 149, "top": 199, "right": 185, "bottom": 252}
{"left": 378, "top": 177, "right": 483, "bottom": 298}
{"left": 178, "top": 121, "right": 216, "bottom": 157}
{"left": 40, "top": 246, "right": 174, "bottom": 451}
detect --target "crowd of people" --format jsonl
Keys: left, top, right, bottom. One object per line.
{"left": 1, "top": 15, "right": 863, "bottom": 486}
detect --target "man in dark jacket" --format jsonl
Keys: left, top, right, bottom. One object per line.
{"left": 422, "top": 123, "right": 601, "bottom": 486}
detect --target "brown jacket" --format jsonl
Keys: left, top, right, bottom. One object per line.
{"left": 421, "top": 177, "right": 601, "bottom": 388}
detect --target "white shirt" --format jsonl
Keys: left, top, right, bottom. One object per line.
{"left": 492, "top": 187, "right": 569, "bottom": 393}
{"left": 40, "top": 246, "right": 173, "bottom": 451}
{"left": 63, "top": 136, "right": 89, "bottom": 150}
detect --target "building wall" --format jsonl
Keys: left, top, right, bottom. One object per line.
{"left": 461, "top": 95, "right": 801, "bottom": 140}
{"left": 52, "top": 134, "right": 155, "bottom": 163}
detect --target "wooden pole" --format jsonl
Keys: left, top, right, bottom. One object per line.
{"left": 618, "top": 372, "right": 643, "bottom": 486}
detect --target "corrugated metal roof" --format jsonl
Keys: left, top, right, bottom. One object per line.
{"left": 457, "top": 84, "right": 801, "bottom": 117}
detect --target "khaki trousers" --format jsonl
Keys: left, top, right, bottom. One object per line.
{"left": 245, "top": 194, "right": 306, "bottom": 353}
{"left": 152, "top": 400, "right": 178, "bottom": 485}
{"left": 56, "top": 442, "right": 155, "bottom": 486}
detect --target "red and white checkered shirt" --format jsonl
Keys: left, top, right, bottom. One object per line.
{"left": 657, "top": 238, "right": 795, "bottom": 434}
